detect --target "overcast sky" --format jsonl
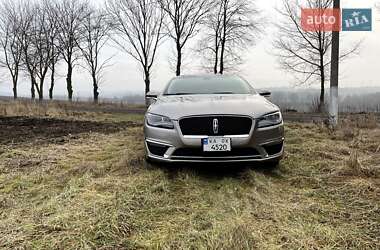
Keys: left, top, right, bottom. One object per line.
{"left": 0, "top": 0, "right": 379, "bottom": 98}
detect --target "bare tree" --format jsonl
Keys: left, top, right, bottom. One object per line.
{"left": 52, "top": 0, "right": 89, "bottom": 101}
{"left": 16, "top": 1, "right": 40, "bottom": 99}
{"left": 0, "top": 0, "right": 23, "bottom": 99}
{"left": 79, "top": 6, "right": 111, "bottom": 102}
{"left": 158, "top": 0, "right": 211, "bottom": 76}
{"left": 107, "top": 0, "right": 165, "bottom": 94}
{"left": 43, "top": 0, "right": 61, "bottom": 100}
{"left": 273, "top": 0, "right": 359, "bottom": 111}
{"left": 19, "top": 2, "right": 58, "bottom": 100}
{"left": 199, "top": 0, "right": 261, "bottom": 74}
{"left": 198, "top": 1, "right": 223, "bottom": 74}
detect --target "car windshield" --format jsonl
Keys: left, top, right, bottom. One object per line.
{"left": 163, "top": 76, "right": 255, "bottom": 95}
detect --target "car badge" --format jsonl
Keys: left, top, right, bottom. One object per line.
{"left": 213, "top": 118, "right": 219, "bottom": 134}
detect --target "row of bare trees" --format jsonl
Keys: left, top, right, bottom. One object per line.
{"left": 0, "top": 0, "right": 261, "bottom": 101}
{"left": 107, "top": 0, "right": 261, "bottom": 93}
{"left": 2, "top": 0, "right": 361, "bottom": 108}
{"left": 0, "top": 0, "right": 109, "bottom": 102}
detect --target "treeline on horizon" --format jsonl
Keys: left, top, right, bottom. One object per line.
{"left": 124, "top": 89, "right": 380, "bottom": 113}
{"left": 0, "top": 0, "right": 377, "bottom": 112}
{"left": 0, "top": 0, "right": 260, "bottom": 103}
{"left": 271, "top": 90, "right": 380, "bottom": 113}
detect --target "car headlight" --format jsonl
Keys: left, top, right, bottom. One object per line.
{"left": 146, "top": 113, "right": 174, "bottom": 129}
{"left": 257, "top": 112, "right": 282, "bottom": 128}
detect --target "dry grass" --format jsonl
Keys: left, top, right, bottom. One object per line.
{"left": 0, "top": 106, "right": 379, "bottom": 249}
{"left": 342, "top": 113, "right": 378, "bottom": 129}
{"left": 0, "top": 99, "right": 145, "bottom": 120}
{"left": 0, "top": 99, "right": 82, "bottom": 118}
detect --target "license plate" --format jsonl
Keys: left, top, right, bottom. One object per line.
{"left": 202, "top": 137, "right": 231, "bottom": 152}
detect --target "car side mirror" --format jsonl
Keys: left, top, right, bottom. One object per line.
{"left": 146, "top": 91, "right": 159, "bottom": 99}
{"left": 145, "top": 91, "right": 159, "bottom": 106}
{"left": 259, "top": 90, "right": 271, "bottom": 98}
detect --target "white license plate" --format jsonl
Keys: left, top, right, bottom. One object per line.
{"left": 202, "top": 137, "right": 231, "bottom": 152}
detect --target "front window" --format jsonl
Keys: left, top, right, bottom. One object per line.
{"left": 163, "top": 76, "right": 255, "bottom": 96}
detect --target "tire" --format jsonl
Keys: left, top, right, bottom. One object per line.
{"left": 265, "top": 159, "right": 280, "bottom": 169}
{"left": 145, "top": 155, "right": 164, "bottom": 167}
{"left": 145, "top": 155, "right": 153, "bottom": 163}
{"left": 145, "top": 155, "right": 157, "bottom": 167}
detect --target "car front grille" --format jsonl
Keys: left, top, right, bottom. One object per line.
{"left": 179, "top": 116, "right": 253, "bottom": 136}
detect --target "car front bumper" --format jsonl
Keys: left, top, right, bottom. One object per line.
{"left": 144, "top": 119, "right": 284, "bottom": 163}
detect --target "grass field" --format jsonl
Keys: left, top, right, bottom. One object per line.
{"left": 0, "top": 102, "right": 379, "bottom": 249}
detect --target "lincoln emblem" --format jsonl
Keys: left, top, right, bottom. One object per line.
{"left": 213, "top": 118, "right": 219, "bottom": 134}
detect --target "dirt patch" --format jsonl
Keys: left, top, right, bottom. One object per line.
{"left": 0, "top": 116, "right": 141, "bottom": 145}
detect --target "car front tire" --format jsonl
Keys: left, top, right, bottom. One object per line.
{"left": 265, "top": 159, "right": 281, "bottom": 169}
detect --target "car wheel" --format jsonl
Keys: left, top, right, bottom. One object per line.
{"left": 145, "top": 155, "right": 155, "bottom": 166}
{"left": 145, "top": 155, "right": 151, "bottom": 162}
{"left": 266, "top": 159, "right": 280, "bottom": 169}
{"left": 145, "top": 155, "right": 166, "bottom": 166}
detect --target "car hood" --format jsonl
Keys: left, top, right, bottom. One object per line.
{"left": 147, "top": 94, "right": 279, "bottom": 120}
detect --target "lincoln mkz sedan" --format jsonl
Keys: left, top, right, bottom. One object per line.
{"left": 144, "top": 75, "right": 284, "bottom": 166}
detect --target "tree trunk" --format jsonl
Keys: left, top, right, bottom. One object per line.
{"left": 318, "top": 44, "right": 325, "bottom": 113}
{"left": 219, "top": 4, "right": 227, "bottom": 74}
{"left": 219, "top": 38, "right": 225, "bottom": 74}
{"left": 49, "top": 62, "right": 55, "bottom": 100}
{"left": 31, "top": 81, "right": 36, "bottom": 99}
{"left": 38, "top": 79, "right": 44, "bottom": 100}
{"left": 319, "top": 66, "right": 325, "bottom": 112}
{"left": 176, "top": 43, "right": 182, "bottom": 76}
{"left": 30, "top": 76, "right": 41, "bottom": 100}
{"left": 66, "top": 63, "right": 73, "bottom": 101}
{"left": 214, "top": 30, "right": 219, "bottom": 74}
{"left": 144, "top": 70, "right": 150, "bottom": 94}
{"left": 12, "top": 79, "right": 17, "bottom": 99}
{"left": 144, "top": 70, "right": 151, "bottom": 107}
{"left": 92, "top": 71, "right": 99, "bottom": 103}
{"left": 214, "top": 45, "right": 219, "bottom": 74}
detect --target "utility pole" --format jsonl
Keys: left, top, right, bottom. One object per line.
{"left": 329, "top": 0, "right": 340, "bottom": 127}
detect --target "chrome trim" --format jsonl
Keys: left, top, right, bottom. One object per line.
{"left": 183, "top": 134, "right": 250, "bottom": 139}
{"left": 259, "top": 137, "right": 285, "bottom": 146}
{"left": 178, "top": 114, "right": 255, "bottom": 137}
{"left": 171, "top": 155, "right": 262, "bottom": 160}
{"left": 148, "top": 153, "right": 282, "bottom": 163}
{"left": 145, "top": 138, "right": 174, "bottom": 147}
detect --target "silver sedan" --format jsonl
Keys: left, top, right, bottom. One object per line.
{"left": 144, "top": 75, "right": 284, "bottom": 166}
